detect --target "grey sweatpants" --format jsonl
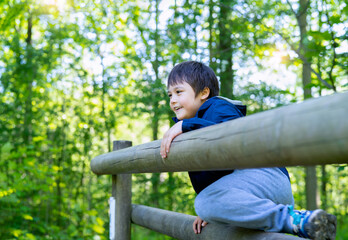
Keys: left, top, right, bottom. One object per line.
{"left": 194, "top": 168, "right": 294, "bottom": 233}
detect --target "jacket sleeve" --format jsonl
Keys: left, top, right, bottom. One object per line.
{"left": 182, "top": 102, "right": 243, "bottom": 133}
{"left": 182, "top": 118, "right": 216, "bottom": 132}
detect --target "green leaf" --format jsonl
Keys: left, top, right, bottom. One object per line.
{"left": 25, "top": 233, "right": 36, "bottom": 240}
{"left": 92, "top": 224, "right": 104, "bottom": 234}
{"left": 23, "top": 214, "right": 33, "bottom": 221}
{"left": 338, "top": 166, "right": 346, "bottom": 172}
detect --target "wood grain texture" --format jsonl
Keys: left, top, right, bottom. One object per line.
{"left": 112, "top": 141, "right": 132, "bottom": 240}
{"left": 91, "top": 92, "right": 348, "bottom": 175}
{"left": 131, "top": 204, "right": 304, "bottom": 240}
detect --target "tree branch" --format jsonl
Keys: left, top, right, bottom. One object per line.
{"left": 219, "top": 0, "right": 334, "bottom": 90}
{"left": 285, "top": 0, "right": 297, "bottom": 17}
{"left": 275, "top": 30, "right": 333, "bottom": 89}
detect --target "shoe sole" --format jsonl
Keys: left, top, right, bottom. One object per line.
{"left": 305, "top": 209, "right": 337, "bottom": 240}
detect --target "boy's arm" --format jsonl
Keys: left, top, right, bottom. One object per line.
{"left": 161, "top": 102, "right": 243, "bottom": 158}
{"left": 182, "top": 108, "right": 243, "bottom": 132}
{"left": 160, "top": 117, "right": 221, "bottom": 158}
{"left": 181, "top": 118, "right": 216, "bottom": 132}
{"left": 182, "top": 103, "right": 242, "bottom": 132}
{"left": 160, "top": 121, "right": 183, "bottom": 159}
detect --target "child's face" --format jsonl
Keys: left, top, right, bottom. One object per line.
{"left": 167, "top": 82, "right": 207, "bottom": 120}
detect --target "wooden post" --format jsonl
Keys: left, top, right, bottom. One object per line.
{"left": 110, "top": 140, "right": 132, "bottom": 240}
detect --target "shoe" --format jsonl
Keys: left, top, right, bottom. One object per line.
{"left": 288, "top": 205, "right": 337, "bottom": 240}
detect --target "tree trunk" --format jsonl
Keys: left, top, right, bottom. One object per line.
{"left": 24, "top": 15, "right": 33, "bottom": 145}
{"left": 218, "top": 0, "right": 234, "bottom": 99}
{"left": 167, "top": 172, "right": 175, "bottom": 211}
{"left": 99, "top": 45, "right": 112, "bottom": 152}
{"left": 298, "top": 0, "right": 318, "bottom": 210}
{"left": 150, "top": 0, "right": 161, "bottom": 208}
{"left": 320, "top": 165, "right": 327, "bottom": 210}
{"left": 209, "top": 0, "right": 217, "bottom": 73}
{"left": 56, "top": 102, "right": 67, "bottom": 227}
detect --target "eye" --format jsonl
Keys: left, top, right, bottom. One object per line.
{"left": 176, "top": 90, "right": 182, "bottom": 94}
{"left": 168, "top": 94, "right": 172, "bottom": 98}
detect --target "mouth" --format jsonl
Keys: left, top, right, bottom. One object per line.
{"left": 173, "top": 106, "right": 182, "bottom": 112}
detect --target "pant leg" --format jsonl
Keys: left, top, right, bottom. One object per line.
{"left": 194, "top": 168, "right": 294, "bottom": 233}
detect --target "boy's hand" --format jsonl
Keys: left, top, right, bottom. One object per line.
{"left": 160, "top": 121, "right": 183, "bottom": 159}
{"left": 193, "top": 216, "right": 208, "bottom": 234}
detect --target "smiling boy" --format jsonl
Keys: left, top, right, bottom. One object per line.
{"left": 160, "top": 61, "right": 336, "bottom": 239}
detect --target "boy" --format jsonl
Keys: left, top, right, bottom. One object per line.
{"left": 160, "top": 61, "right": 336, "bottom": 239}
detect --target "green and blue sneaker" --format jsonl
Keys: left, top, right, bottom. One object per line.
{"left": 288, "top": 206, "right": 336, "bottom": 240}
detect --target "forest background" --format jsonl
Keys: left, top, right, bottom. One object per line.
{"left": 0, "top": 0, "right": 347, "bottom": 239}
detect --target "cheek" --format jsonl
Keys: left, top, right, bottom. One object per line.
{"left": 179, "top": 97, "right": 189, "bottom": 106}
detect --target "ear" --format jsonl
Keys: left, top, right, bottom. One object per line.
{"left": 200, "top": 87, "right": 210, "bottom": 101}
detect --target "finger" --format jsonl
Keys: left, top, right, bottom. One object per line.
{"left": 197, "top": 219, "right": 203, "bottom": 234}
{"left": 193, "top": 219, "right": 198, "bottom": 234}
{"left": 202, "top": 221, "right": 208, "bottom": 227}
{"left": 165, "top": 134, "right": 173, "bottom": 156}
{"left": 161, "top": 134, "right": 169, "bottom": 158}
{"left": 160, "top": 138, "right": 165, "bottom": 158}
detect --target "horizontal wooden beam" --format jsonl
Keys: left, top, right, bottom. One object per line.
{"left": 91, "top": 92, "right": 348, "bottom": 175}
{"left": 131, "top": 204, "right": 304, "bottom": 240}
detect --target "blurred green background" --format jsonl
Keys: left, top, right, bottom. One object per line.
{"left": 0, "top": 0, "right": 347, "bottom": 239}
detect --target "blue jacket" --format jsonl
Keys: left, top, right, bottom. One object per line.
{"left": 173, "top": 96, "right": 289, "bottom": 194}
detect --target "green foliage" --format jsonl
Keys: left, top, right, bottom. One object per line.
{"left": 237, "top": 81, "right": 294, "bottom": 114}
{"left": 0, "top": 0, "right": 346, "bottom": 239}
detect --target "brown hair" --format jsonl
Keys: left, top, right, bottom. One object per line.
{"left": 167, "top": 61, "right": 219, "bottom": 98}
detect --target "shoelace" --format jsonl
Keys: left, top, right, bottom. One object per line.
{"left": 288, "top": 205, "right": 311, "bottom": 238}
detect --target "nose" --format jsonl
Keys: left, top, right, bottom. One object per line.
{"left": 170, "top": 95, "right": 177, "bottom": 105}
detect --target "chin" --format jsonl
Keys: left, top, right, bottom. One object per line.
{"left": 176, "top": 114, "right": 184, "bottom": 120}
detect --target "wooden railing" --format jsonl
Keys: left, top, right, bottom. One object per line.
{"left": 91, "top": 92, "right": 348, "bottom": 240}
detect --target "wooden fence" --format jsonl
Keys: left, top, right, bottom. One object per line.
{"left": 91, "top": 92, "right": 348, "bottom": 240}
